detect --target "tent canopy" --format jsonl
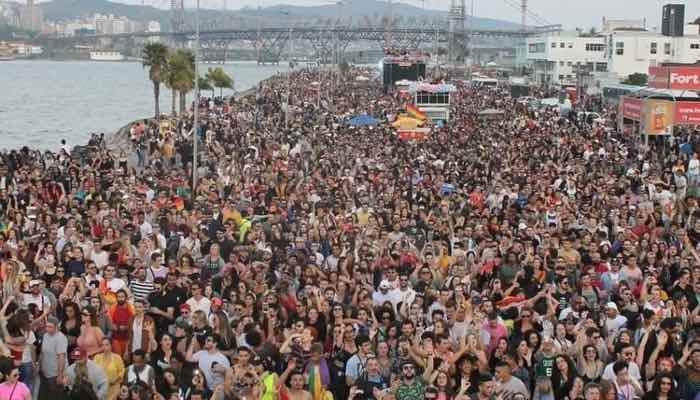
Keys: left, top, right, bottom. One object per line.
{"left": 347, "top": 114, "right": 379, "bottom": 127}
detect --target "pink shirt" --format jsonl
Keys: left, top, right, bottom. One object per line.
{"left": 0, "top": 381, "right": 30, "bottom": 400}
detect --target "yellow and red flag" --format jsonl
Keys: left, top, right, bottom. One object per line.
{"left": 406, "top": 104, "right": 427, "bottom": 120}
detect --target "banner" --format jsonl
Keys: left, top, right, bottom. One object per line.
{"left": 643, "top": 99, "right": 675, "bottom": 136}
{"left": 647, "top": 66, "right": 700, "bottom": 90}
{"left": 621, "top": 96, "right": 642, "bottom": 120}
{"left": 675, "top": 101, "right": 700, "bottom": 125}
{"left": 397, "top": 129, "right": 430, "bottom": 141}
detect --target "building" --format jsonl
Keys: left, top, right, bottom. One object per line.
{"left": 93, "top": 14, "right": 136, "bottom": 35}
{"left": 605, "top": 23, "right": 700, "bottom": 78}
{"left": 522, "top": 6, "right": 700, "bottom": 86}
{"left": 147, "top": 21, "right": 161, "bottom": 33}
{"left": 524, "top": 30, "right": 608, "bottom": 86}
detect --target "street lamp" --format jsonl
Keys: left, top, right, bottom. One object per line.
{"left": 192, "top": 0, "right": 200, "bottom": 198}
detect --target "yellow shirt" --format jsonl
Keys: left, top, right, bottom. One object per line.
{"left": 94, "top": 353, "right": 125, "bottom": 383}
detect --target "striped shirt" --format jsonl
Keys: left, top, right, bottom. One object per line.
{"left": 130, "top": 279, "right": 155, "bottom": 302}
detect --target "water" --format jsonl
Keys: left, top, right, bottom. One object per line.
{"left": 0, "top": 60, "right": 289, "bottom": 150}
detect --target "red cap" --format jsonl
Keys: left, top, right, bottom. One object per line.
{"left": 179, "top": 304, "right": 191, "bottom": 311}
{"left": 212, "top": 298, "right": 223, "bottom": 308}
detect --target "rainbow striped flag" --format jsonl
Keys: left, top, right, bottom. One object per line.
{"left": 406, "top": 104, "right": 427, "bottom": 120}
{"left": 308, "top": 365, "right": 323, "bottom": 400}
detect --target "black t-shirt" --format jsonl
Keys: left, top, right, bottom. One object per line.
{"left": 164, "top": 286, "right": 187, "bottom": 317}
{"left": 148, "top": 291, "right": 173, "bottom": 332}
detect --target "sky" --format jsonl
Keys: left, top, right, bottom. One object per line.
{"left": 105, "top": 0, "right": 700, "bottom": 30}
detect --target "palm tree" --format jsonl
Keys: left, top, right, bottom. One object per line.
{"left": 199, "top": 76, "right": 214, "bottom": 98}
{"left": 206, "top": 67, "right": 234, "bottom": 97}
{"left": 168, "top": 49, "right": 195, "bottom": 114}
{"left": 164, "top": 58, "right": 178, "bottom": 116}
{"left": 142, "top": 42, "right": 170, "bottom": 120}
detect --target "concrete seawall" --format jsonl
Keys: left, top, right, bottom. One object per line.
{"left": 106, "top": 85, "right": 258, "bottom": 152}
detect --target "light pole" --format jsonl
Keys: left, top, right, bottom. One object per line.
{"left": 192, "top": 0, "right": 200, "bottom": 198}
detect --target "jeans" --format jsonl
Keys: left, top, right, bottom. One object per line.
{"left": 20, "top": 362, "right": 34, "bottom": 393}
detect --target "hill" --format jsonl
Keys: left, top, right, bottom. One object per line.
{"left": 39, "top": 0, "right": 521, "bottom": 31}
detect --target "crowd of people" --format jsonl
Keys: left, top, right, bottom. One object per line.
{"left": 1, "top": 64, "right": 700, "bottom": 400}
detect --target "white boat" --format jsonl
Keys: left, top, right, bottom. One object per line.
{"left": 89, "top": 51, "right": 125, "bottom": 61}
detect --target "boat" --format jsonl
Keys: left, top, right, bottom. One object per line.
{"left": 89, "top": 51, "right": 125, "bottom": 61}
{"left": 0, "top": 43, "right": 16, "bottom": 61}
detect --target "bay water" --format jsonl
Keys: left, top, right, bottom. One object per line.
{"left": 0, "top": 60, "right": 289, "bottom": 150}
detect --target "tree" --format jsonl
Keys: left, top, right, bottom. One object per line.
{"left": 142, "top": 42, "right": 170, "bottom": 120}
{"left": 206, "top": 67, "right": 234, "bottom": 97}
{"left": 198, "top": 76, "right": 214, "bottom": 98}
{"left": 164, "top": 57, "right": 178, "bottom": 115}
{"left": 622, "top": 72, "right": 648, "bottom": 86}
{"left": 167, "top": 49, "right": 195, "bottom": 114}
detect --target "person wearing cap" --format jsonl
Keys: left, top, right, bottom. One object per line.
{"left": 23, "top": 280, "right": 51, "bottom": 322}
{"left": 603, "top": 302, "right": 627, "bottom": 338}
{"left": 38, "top": 316, "right": 68, "bottom": 400}
{"left": 392, "top": 359, "right": 429, "bottom": 400}
{"left": 64, "top": 347, "right": 108, "bottom": 400}
{"left": 373, "top": 280, "right": 401, "bottom": 310}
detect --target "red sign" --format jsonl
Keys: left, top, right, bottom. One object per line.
{"left": 675, "top": 101, "right": 700, "bottom": 125}
{"left": 648, "top": 66, "right": 700, "bottom": 90}
{"left": 668, "top": 67, "right": 700, "bottom": 90}
{"left": 397, "top": 130, "right": 428, "bottom": 141}
{"left": 621, "top": 96, "right": 642, "bottom": 120}
{"left": 648, "top": 66, "right": 669, "bottom": 89}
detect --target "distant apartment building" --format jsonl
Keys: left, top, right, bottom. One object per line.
{"left": 147, "top": 21, "right": 161, "bottom": 33}
{"left": 523, "top": 5, "right": 700, "bottom": 86}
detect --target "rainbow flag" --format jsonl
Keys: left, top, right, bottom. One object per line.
{"left": 308, "top": 365, "right": 323, "bottom": 400}
{"left": 406, "top": 104, "right": 427, "bottom": 120}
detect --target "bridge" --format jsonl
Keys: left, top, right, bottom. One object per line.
{"left": 36, "top": 25, "right": 555, "bottom": 64}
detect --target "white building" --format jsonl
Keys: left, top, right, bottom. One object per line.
{"left": 523, "top": 17, "right": 700, "bottom": 86}
{"left": 525, "top": 30, "right": 608, "bottom": 86}
{"left": 605, "top": 24, "right": 700, "bottom": 78}
{"left": 147, "top": 21, "right": 161, "bottom": 33}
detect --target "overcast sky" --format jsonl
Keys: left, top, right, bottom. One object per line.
{"left": 122, "top": 0, "right": 700, "bottom": 30}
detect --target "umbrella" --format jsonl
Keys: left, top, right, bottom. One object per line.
{"left": 347, "top": 114, "right": 379, "bottom": 127}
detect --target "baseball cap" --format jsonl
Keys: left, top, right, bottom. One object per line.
{"left": 606, "top": 302, "right": 618, "bottom": 311}
{"left": 379, "top": 280, "right": 392, "bottom": 290}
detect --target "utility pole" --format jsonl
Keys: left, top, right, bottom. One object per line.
{"left": 256, "top": 0, "right": 262, "bottom": 64}
{"left": 467, "top": 0, "right": 474, "bottom": 79}
{"left": 192, "top": 0, "right": 200, "bottom": 198}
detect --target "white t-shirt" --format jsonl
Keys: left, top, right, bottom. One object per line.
{"left": 602, "top": 361, "right": 641, "bottom": 381}
{"left": 23, "top": 293, "right": 51, "bottom": 313}
{"left": 186, "top": 296, "right": 211, "bottom": 315}
{"left": 689, "top": 158, "right": 700, "bottom": 175}
{"left": 92, "top": 250, "right": 110, "bottom": 269}
{"left": 106, "top": 278, "right": 127, "bottom": 293}
{"left": 193, "top": 350, "right": 230, "bottom": 390}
